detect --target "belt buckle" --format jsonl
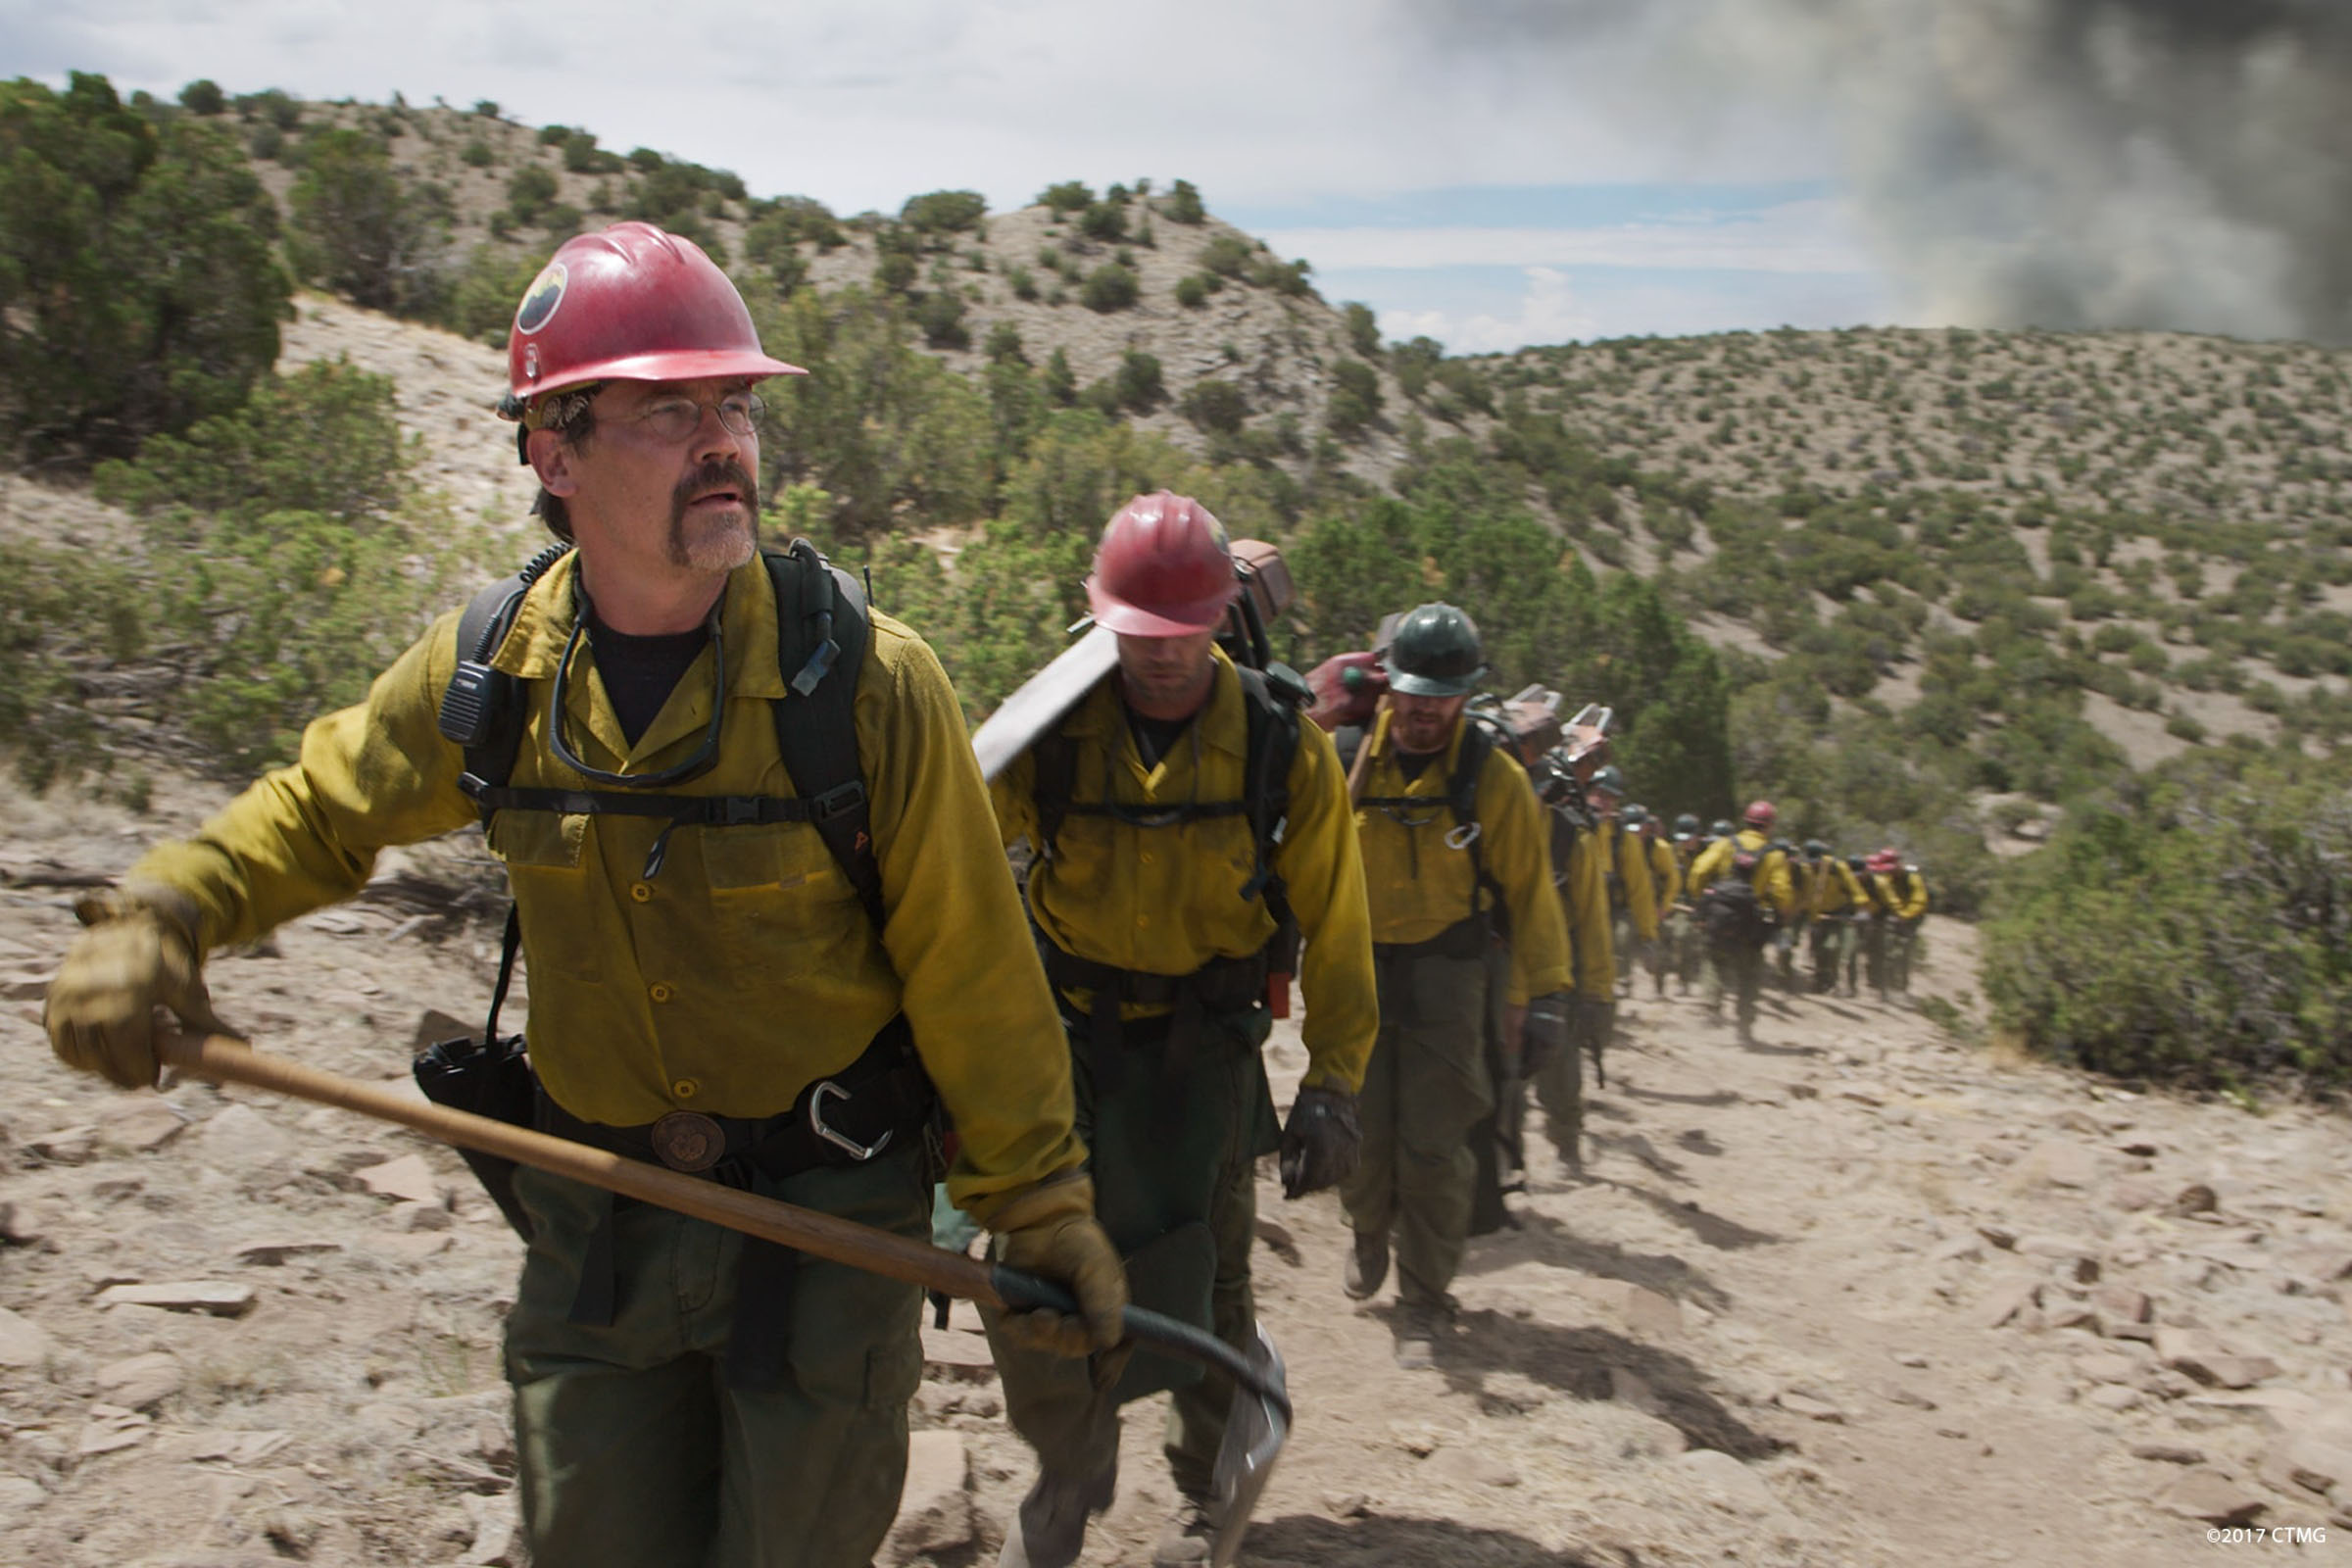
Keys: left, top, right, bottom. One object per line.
{"left": 650, "top": 1110, "right": 725, "bottom": 1173}
{"left": 808, "top": 1081, "right": 892, "bottom": 1162}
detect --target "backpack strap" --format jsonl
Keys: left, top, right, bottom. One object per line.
{"left": 1235, "top": 664, "right": 1304, "bottom": 933}
{"left": 1448, "top": 719, "right": 1507, "bottom": 930}
{"left": 762, "top": 540, "right": 884, "bottom": 935}
{"left": 439, "top": 542, "right": 574, "bottom": 827}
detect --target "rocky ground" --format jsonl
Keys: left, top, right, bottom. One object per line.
{"left": 2, "top": 773, "right": 2349, "bottom": 1566}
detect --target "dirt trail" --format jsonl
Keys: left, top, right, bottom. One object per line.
{"left": 2, "top": 776, "right": 2349, "bottom": 1566}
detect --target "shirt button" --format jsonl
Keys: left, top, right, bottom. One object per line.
{"left": 672, "top": 1077, "right": 699, "bottom": 1099}
{"left": 649, "top": 982, "right": 674, "bottom": 1004}
{"left": 630, "top": 882, "right": 653, "bottom": 903}
{"left": 1136, "top": 915, "right": 1150, "bottom": 928}
{"left": 1140, "top": 852, "right": 1154, "bottom": 865}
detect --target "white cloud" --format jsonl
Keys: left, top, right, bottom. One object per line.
{"left": 3, "top": 0, "right": 1832, "bottom": 215}
{"left": 1382, "top": 268, "right": 1602, "bottom": 354}
{"left": 1263, "top": 199, "right": 1876, "bottom": 277}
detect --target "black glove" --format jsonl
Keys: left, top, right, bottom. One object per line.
{"left": 1521, "top": 992, "right": 1574, "bottom": 1074}
{"left": 1279, "top": 1085, "right": 1361, "bottom": 1198}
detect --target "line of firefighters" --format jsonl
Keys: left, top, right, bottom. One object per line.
{"left": 36, "top": 220, "right": 1937, "bottom": 1568}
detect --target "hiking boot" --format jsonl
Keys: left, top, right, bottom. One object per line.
{"left": 1343, "top": 1228, "right": 1388, "bottom": 1300}
{"left": 1151, "top": 1497, "right": 1218, "bottom": 1567}
{"left": 997, "top": 1462, "right": 1117, "bottom": 1568}
{"left": 1393, "top": 1298, "right": 1452, "bottom": 1369}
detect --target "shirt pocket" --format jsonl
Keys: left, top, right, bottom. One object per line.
{"left": 487, "top": 811, "right": 606, "bottom": 984}
{"left": 700, "top": 823, "right": 859, "bottom": 981}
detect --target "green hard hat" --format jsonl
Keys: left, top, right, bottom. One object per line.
{"left": 1709, "top": 818, "right": 1735, "bottom": 838}
{"left": 1590, "top": 764, "right": 1626, "bottom": 799}
{"left": 1622, "top": 802, "right": 1649, "bottom": 826}
{"left": 1672, "top": 812, "right": 1700, "bottom": 839}
{"left": 1804, "top": 839, "right": 1830, "bottom": 858}
{"left": 1382, "top": 603, "right": 1486, "bottom": 698}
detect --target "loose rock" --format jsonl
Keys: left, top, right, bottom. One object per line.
{"left": 94, "top": 1350, "right": 185, "bottom": 1410}
{"left": 95, "top": 1281, "right": 259, "bottom": 1317}
{"left": 0, "top": 1303, "right": 55, "bottom": 1366}
{"left": 2159, "top": 1470, "right": 2268, "bottom": 1526}
{"left": 357, "top": 1153, "right": 442, "bottom": 1204}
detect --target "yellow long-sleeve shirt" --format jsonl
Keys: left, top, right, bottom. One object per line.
{"left": 1351, "top": 710, "right": 1573, "bottom": 1005}
{"left": 1871, "top": 869, "right": 1931, "bottom": 921}
{"left": 990, "top": 650, "right": 1378, "bottom": 1094}
{"left": 1642, "top": 835, "right": 1681, "bottom": 913}
{"left": 1597, "top": 822, "right": 1663, "bottom": 942}
{"left": 1686, "top": 829, "right": 1795, "bottom": 916}
{"left": 1544, "top": 808, "right": 1615, "bottom": 1001}
{"left": 130, "top": 551, "right": 1082, "bottom": 1218}
{"left": 1809, "top": 858, "right": 1866, "bottom": 916}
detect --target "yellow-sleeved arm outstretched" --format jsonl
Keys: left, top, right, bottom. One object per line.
{"left": 1618, "top": 825, "right": 1660, "bottom": 941}
{"left": 1562, "top": 824, "right": 1614, "bottom": 1000}
{"left": 1277, "top": 721, "right": 1378, "bottom": 1094}
{"left": 130, "top": 611, "right": 485, "bottom": 951}
{"left": 1477, "top": 749, "right": 1572, "bottom": 1004}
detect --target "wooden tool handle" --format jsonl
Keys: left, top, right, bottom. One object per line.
{"left": 157, "top": 1031, "right": 998, "bottom": 1304}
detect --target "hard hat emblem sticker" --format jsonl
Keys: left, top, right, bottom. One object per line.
{"left": 515, "top": 261, "right": 567, "bottom": 336}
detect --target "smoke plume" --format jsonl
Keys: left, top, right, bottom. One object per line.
{"left": 1419, "top": 0, "right": 2352, "bottom": 342}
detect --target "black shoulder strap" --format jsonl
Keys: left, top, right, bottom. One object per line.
{"left": 1235, "top": 664, "right": 1303, "bottom": 923}
{"left": 441, "top": 542, "right": 574, "bottom": 828}
{"left": 1449, "top": 720, "right": 1505, "bottom": 918}
{"left": 762, "top": 540, "right": 884, "bottom": 935}
{"left": 1030, "top": 723, "right": 1078, "bottom": 862}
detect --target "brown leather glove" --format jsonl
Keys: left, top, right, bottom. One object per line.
{"left": 983, "top": 1173, "right": 1127, "bottom": 1358}
{"left": 44, "top": 888, "right": 225, "bottom": 1090}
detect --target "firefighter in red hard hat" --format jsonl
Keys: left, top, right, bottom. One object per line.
{"left": 43, "top": 223, "right": 1121, "bottom": 1568}
{"left": 1685, "top": 800, "right": 1794, "bottom": 1044}
{"left": 1860, "top": 848, "right": 1930, "bottom": 1001}
{"left": 987, "top": 494, "right": 1377, "bottom": 1568}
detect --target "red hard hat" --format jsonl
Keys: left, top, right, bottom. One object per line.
{"left": 1085, "top": 492, "right": 1238, "bottom": 637}
{"left": 502, "top": 221, "right": 804, "bottom": 409}
{"left": 1868, "top": 847, "right": 1902, "bottom": 872}
{"left": 1743, "top": 799, "right": 1778, "bottom": 829}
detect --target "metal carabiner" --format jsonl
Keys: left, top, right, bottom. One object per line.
{"left": 808, "top": 1080, "right": 894, "bottom": 1161}
{"left": 1446, "top": 821, "right": 1482, "bottom": 851}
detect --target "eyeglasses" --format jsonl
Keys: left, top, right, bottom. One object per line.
{"left": 619, "top": 392, "right": 765, "bottom": 443}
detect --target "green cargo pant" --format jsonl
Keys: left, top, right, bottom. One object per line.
{"left": 505, "top": 1143, "right": 931, "bottom": 1568}
{"left": 1707, "top": 933, "right": 1767, "bottom": 1040}
{"left": 1808, "top": 915, "right": 1852, "bottom": 994}
{"left": 1861, "top": 915, "right": 1891, "bottom": 998}
{"left": 986, "top": 1007, "right": 1276, "bottom": 1503}
{"left": 1341, "top": 948, "right": 1491, "bottom": 1310}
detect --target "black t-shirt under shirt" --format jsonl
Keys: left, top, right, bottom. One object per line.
{"left": 1127, "top": 710, "right": 1193, "bottom": 769}
{"left": 587, "top": 611, "right": 710, "bottom": 749}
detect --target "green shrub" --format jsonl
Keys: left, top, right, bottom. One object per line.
{"left": 1114, "top": 351, "right": 1165, "bottom": 412}
{"left": 1037, "top": 180, "right": 1092, "bottom": 217}
{"left": 901, "top": 189, "right": 987, "bottom": 235}
{"left": 438, "top": 244, "right": 541, "bottom": 345}
{"left": 288, "top": 128, "right": 450, "bottom": 315}
{"left": 1326, "top": 359, "right": 1383, "bottom": 437}
{"left": 1079, "top": 202, "right": 1125, "bottom": 241}
{"left": 1200, "top": 234, "right": 1250, "bottom": 277}
{"left": 178, "top": 79, "right": 225, "bottom": 116}
{"left": 1007, "top": 266, "right": 1039, "bottom": 302}
{"left": 461, "top": 137, "right": 494, "bottom": 168}
{"left": 913, "top": 288, "right": 969, "bottom": 349}
{"left": 1161, "top": 179, "right": 1205, "bottom": 223}
{"left": 0, "top": 74, "right": 291, "bottom": 460}
{"left": 1170, "top": 273, "right": 1206, "bottom": 309}
{"left": 1043, "top": 348, "right": 1077, "bottom": 406}
{"left": 1182, "top": 379, "right": 1248, "bottom": 434}
{"left": 537, "top": 122, "right": 569, "bottom": 146}
{"left": 1984, "top": 747, "right": 2352, "bottom": 1091}
{"left": 1344, "top": 302, "right": 1381, "bottom": 359}
{"left": 1080, "top": 263, "right": 1140, "bottom": 313}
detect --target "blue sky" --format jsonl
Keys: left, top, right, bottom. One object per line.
{"left": 0, "top": 0, "right": 1897, "bottom": 353}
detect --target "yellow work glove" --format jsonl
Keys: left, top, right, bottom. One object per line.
{"left": 983, "top": 1173, "right": 1127, "bottom": 1358}
{"left": 44, "top": 889, "right": 225, "bottom": 1091}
